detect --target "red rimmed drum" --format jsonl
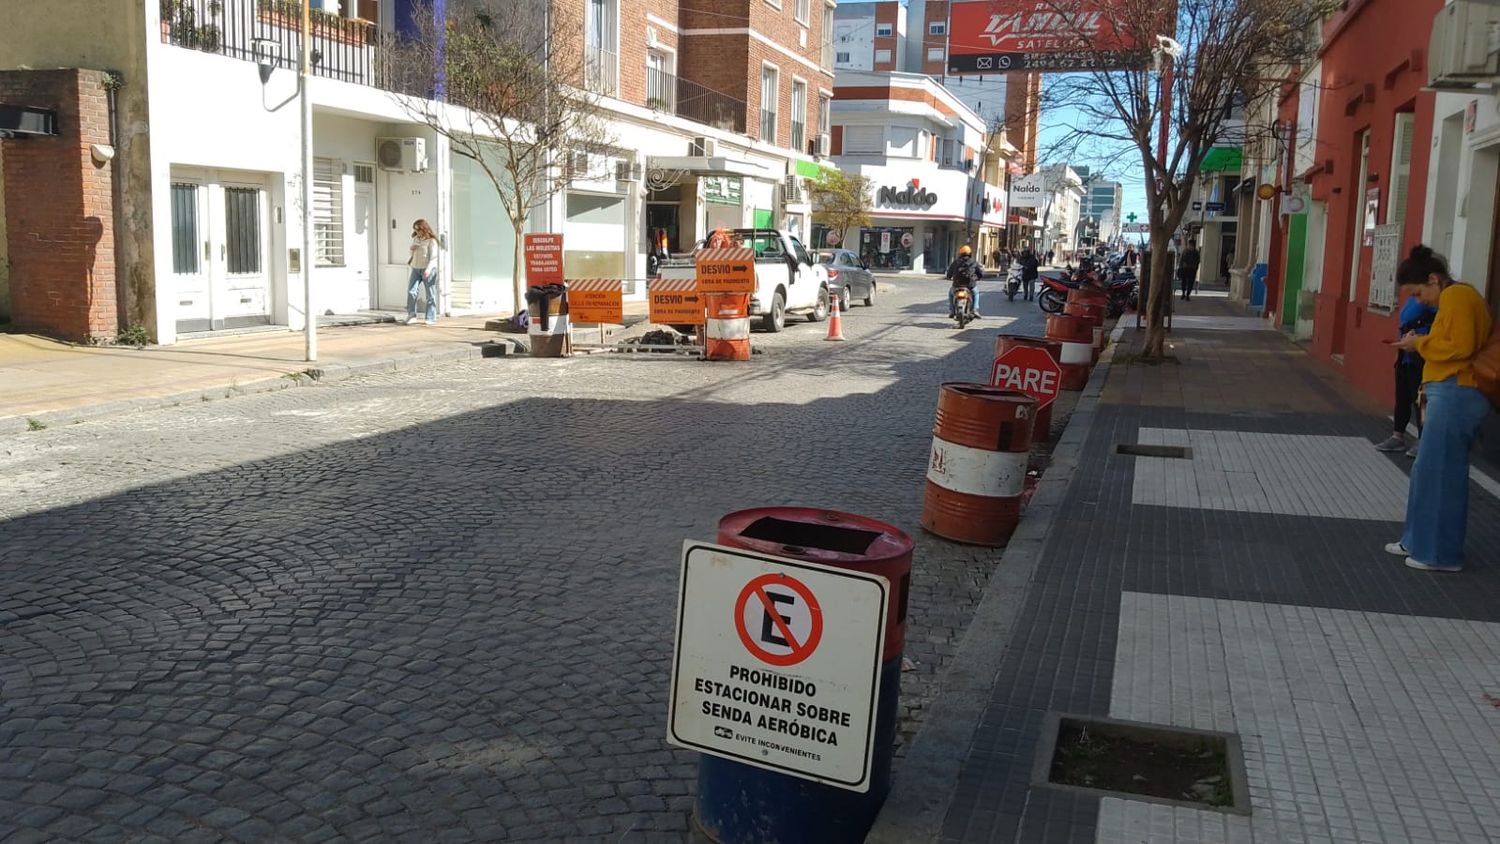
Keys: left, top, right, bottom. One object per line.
{"left": 1046, "top": 314, "right": 1094, "bottom": 390}
{"left": 992, "top": 335, "right": 1064, "bottom": 443}
{"left": 920, "top": 383, "right": 1036, "bottom": 546}
{"left": 1064, "top": 300, "right": 1106, "bottom": 361}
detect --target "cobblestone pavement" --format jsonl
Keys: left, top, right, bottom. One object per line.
{"left": 0, "top": 277, "right": 1050, "bottom": 842}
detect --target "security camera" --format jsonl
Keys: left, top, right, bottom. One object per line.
{"left": 1155, "top": 35, "right": 1184, "bottom": 58}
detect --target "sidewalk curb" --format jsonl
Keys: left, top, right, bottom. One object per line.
{"left": 0, "top": 344, "right": 488, "bottom": 435}
{"left": 867, "top": 322, "right": 1126, "bottom": 844}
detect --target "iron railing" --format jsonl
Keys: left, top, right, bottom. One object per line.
{"left": 791, "top": 120, "right": 805, "bottom": 153}
{"left": 759, "top": 109, "right": 777, "bottom": 144}
{"left": 645, "top": 67, "right": 746, "bottom": 134}
{"left": 645, "top": 65, "right": 676, "bottom": 112}
{"left": 160, "top": 0, "right": 393, "bottom": 88}
{"left": 585, "top": 46, "right": 619, "bottom": 98}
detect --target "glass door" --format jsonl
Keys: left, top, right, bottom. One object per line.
{"left": 215, "top": 180, "right": 272, "bottom": 328}
{"left": 170, "top": 179, "right": 212, "bottom": 333}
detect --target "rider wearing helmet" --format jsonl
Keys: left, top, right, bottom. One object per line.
{"left": 945, "top": 245, "right": 984, "bottom": 319}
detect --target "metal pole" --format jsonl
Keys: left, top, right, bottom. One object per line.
{"left": 301, "top": 0, "right": 316, "bottom": 362}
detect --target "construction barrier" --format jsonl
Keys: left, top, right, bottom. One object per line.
{"left": 703, "top": 293, "right": 751, "bottom": 361}
{"left": 1045, "top": 314, "right": 1094, "bottom": 391}
{"left": 825, "top": 291, "right": 846, "bottom": 341}
{"left": 1063, "top": 300, "right": 1107, "bottom": 362}
{"left": 921, "top": 383, "right": 1037, "bottom": 546}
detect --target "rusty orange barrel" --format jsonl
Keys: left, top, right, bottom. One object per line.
{"left": 527, "top": 290, "right": 571, "bottom": 357}
{"left": 1064, "top": 300, "right": 1107, "bottom": 361}
{"left": 1046, "top": 314, "right": 1093, "bottom": 390}
{"left": 921, "top": 384, "right": 1037, "bottom": 546}
{"left": 993, "top": 335, "right": 1062, "bottom": 443}
{"left": 1069, "top": 285, "right": 1109, "bottom": 307}
{"left": 704, "top": 293, "right": 750, "bottom": 361}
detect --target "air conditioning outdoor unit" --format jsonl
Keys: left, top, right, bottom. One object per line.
{"left": 1428, "top": 1, "right": 1500, "bottom": 89}
{"left": 615, "top": 160, "right": 643, "bottom": 182}
{"left": 816, "top": 133, "right": 831, "bottom": 157}
{"left": 782, "top": 175, "right": 805, "bottom": 204}
{"left": 690, "top": 136, "right": 718, "bottom": 157}
{"left": 376, "top": 137, "right": 428, "bottom": 172}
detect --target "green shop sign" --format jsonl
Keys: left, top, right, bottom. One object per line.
{"left": 703, "top": 176, "right": 743, "bottom": 206}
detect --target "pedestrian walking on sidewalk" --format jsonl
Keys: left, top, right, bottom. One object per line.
{"left": 1375, "top": 292, "right": 1437, "bottom": 456}
{"left": 406, "top": 219, "right": 442, "bottom": 326}
{"left": 1386, "top": 245, "right": 1494, "bottom": 573}
{"left": 1018, "top": 248, "right": 1040, "bottom": 301}
{"left": 1178, "top": 244, "right": 1201, "bottom": 301}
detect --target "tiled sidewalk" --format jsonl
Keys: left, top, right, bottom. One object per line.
{"left": 927, "top": 299, "right": 1500, "bottom": 842}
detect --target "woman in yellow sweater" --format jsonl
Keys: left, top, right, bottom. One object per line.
{"left": 1388, "top": 246, "right": 1493, "bottom": 572}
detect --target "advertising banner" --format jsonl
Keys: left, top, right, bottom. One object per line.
{"left": 1008, "top": 172, "right": 1048, "bottom": 210}
{"left": 947, "top": 1, "right": 1167, "bottom": 75}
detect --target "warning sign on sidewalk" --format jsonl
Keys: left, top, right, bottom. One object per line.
{"left": 695, "top": 247, "right": 757, "bottom": 294}
{"left": 567, "top": 279, "right": 624, "bottom": 324}
{"left": 649, "top": 278, "right": 705, "bottom": 324}
{"left": 668, "top": 542, "right": 889, "bottom": 791}
{"left": 524, "top": 234, "right": 564, "bottom": 287}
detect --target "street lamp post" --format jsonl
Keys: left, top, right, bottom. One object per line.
{"left": 300, "top": 0, "right": 316, "bottom": 362}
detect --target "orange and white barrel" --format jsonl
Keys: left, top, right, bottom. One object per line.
{"left": 704, "top": 293, "right": 751, "bottom": 361}
{"left": 920, "top": 383, "right": 1037, "bottom": 546}
{"left": 1064, "top": 300, "right": 1106, "bottom": 361}
{"left": 1046, "top": 314, "right": 1094, "bottom": 390}
{"left": 527, "top": 289, "right": 571, "bottom": 357}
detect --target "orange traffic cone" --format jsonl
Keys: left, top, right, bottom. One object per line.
{"left": 825, "top": 291, "right": 846, "bottom": 342}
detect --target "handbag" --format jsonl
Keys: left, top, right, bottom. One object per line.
{"left": 1472, "top": 325, "right": 1500, "bottom": 409}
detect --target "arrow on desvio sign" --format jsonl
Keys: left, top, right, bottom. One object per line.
{"left": 990, "top": 346, "right": 1063, "bottom": 410}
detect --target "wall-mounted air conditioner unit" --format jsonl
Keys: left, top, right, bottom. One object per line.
{"left": 816, "top": 133, "right": 831, "bottom": 157}
{"left": 690, "top": 136, "right": 718, "bottom": 157}
{"left": 377, "top": 137, "right": 428, "bottom": 172}
{"left": 615, "top": 160, "right": 643, "bottom": 182}
{"left": 1428, "top": 1, "right": 1500, "bottom": 90}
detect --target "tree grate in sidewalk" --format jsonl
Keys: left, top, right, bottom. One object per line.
{"left": 1116, "top": 443, "right": 1193, "bottom": 459}
{"left": 1032, "top": 713, "right": 1250, "bottom": 815}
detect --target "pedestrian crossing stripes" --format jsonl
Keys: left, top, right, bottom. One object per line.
{"left": 1129, "top": 427, "right": 1410, "bottom": 522}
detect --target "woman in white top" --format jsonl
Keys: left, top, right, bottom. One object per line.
{"left": 406, "top": 219, "right": 441, "bottom": 325}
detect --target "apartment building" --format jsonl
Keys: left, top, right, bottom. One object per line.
{"left": 0, "top": 0, "right": 833, "bottom": 344}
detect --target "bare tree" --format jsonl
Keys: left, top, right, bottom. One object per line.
{"left": 1021, "top": 0, "right": 1334, "bottom": 358}
{"left": 387, "top": 0, "right": 615, "bottom": 314}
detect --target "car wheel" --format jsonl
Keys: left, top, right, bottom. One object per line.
{"left": 762, "top": 292, "right": 786, "bottom": 332}
{"left": 864, "top": 283, "right": 876, "bottom": 307}
{"left": 841, "top": 286, "right": 852, "bottom": 313}
{"left": 807, "top": 287, "right": 829, "bottom": 322}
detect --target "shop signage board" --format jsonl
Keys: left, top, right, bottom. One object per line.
{"left": 667, "top": 542, "right": 890, "bottom": 792}
{"left": 1009, "top": 173, "right": 1048, "bottom": 210}
{"left": 696, "top": 247, "right": 757, "bottom": 295}
{"left": 704, "top": 176, "right": 744, "bottom": 206}
{"left": 947, "top": 0, "right": 1170, "bottom": 74}
{"left": 567, "top": 279, "right": 624, "bottom": 324}
{"left": 880, "top": 231, "right": 892, "bottom": 253}
{"left": 649, "top": 278, "right": 705, "bottom": 324}
{"left": 524, "top": 234, "right": 564, "bottom": 287}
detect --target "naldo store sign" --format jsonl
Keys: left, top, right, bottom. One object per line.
{"left": 877, "top": 180, "right": 939, "bottom": 209}
{"left": 1009, "top": 173, "right": 1048, "bottom": 210}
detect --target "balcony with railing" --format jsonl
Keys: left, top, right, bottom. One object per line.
{"left": 791, "top": 120, "right": 805, "bottom": 153}
{"left": 646, "top": 66, "right": 746, "bottom": 135}
{"left": 159, "top": 0, "right": 402, "bottom": 88}
{"left": 585, "top": 45, "right": 619, "bottom": 98}
{"left": 759, "top": 109, "right": 777, "bottom": 144}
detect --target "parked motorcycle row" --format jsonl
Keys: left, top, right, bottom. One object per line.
{"left": 1036, "top": 255, "right": 1139, "bottom": 319}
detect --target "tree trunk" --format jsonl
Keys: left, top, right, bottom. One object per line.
{"left": 1142, "top": 230, "right": 1172, "bottom": 359}
{"left": 512, "top": 220, "right": 527, "bottom": 317}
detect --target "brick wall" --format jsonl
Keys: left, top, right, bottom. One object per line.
{"left": 918, "top": 0, "right": 949, "bottom": 75}
{"left": 616, "top": 0, "right": 681, "bottom": 109}
{"left": 873, "top": 2, "right": 900, "bottom": 70}
{"left": 0, "top": 69, "right": 119, "bottom": 342}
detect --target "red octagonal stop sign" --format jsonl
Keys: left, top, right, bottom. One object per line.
{"left": 990, "top": 346, "right": 1063, "bottom": 410}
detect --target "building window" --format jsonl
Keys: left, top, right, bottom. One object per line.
{"left": 836, "top": 51, "right": 851, "bottom": 65}
{"left": 224, "top": 187, "right": 263, "bottom": 275}
{"left": 760, "top": 64, "right": 779, "bottom": 143}
{"left": 821, "top": 6, "right": 834, "bottom": 69}
{"left": 928, "top": 21, "right": 946, "bottom": 36}
{"left": 647, "top": 48, "right": 675, "bottom": 110}
{"left": 926, "top": 46, "right": 944, "bottom": 64}
{"left": 818, "top": 94, "right": 831, "bottom": 138}
{"left": 843, "top": 125, "right": 882, "bottom": 154}
{"left": 795, "top": 0, "right": 809, "bottom": 25}
{"left": 791, "top": 80, "right": 807, "bottom": 152}
{"left": 312, "top": 158, "right": 344, "bottom": 267}
{"left": 1388, "top": 112, "right": 1415, "bottom": 228}
{"left": 875, "top": 48, "right": 892, "bottom": 64}
{"left": 170, "top": 183, "right": 200, "bottom": 275}
{"left": 876, "top": 23, "right": 892, "bottom": 37}
{"left": 585, "top": 0, "right": 618, "bottom": 97}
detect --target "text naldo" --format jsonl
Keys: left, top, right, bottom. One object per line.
{"left": 877, "top": 184, "right": 939, "bottom": 208}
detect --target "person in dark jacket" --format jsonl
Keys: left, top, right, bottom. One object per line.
{"left": 1375, "top": 293, "right": 1438, "bottom": 456}
{"left": 945, "top": 245, "right": 984, "bottom": 318}
{"left": 1178, "top": 244, "right": 1201, "bottom": 300}
{"left": 1017, "top": 248, "right": 1041, "bottom": 301}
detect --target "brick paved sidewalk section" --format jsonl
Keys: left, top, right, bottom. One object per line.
{"left": 882, "top": 293, "right": 1500, "bottom": 843}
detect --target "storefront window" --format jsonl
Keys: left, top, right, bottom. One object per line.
{"left": 859, "top": 226, "right": 915, "bottom": 270}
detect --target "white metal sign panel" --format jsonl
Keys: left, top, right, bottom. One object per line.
{"left": 667, "top": 542, "right": 889, "bottom": 792}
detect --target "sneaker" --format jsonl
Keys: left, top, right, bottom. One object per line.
{"left": 405, "top": 316, "right": 420, "bottom": 325}
{"left": 425, "top": 320, "right": 437, "bottom": 326}
{"left": 1405, "top": 445, "right": 1418, "bottom": 459}
{"left": 1405, "top": 557, "right": 1462, "bottom": 573}
{"left": 1384, "top": 541, "right": 1410, "bottom": 557}
{"left": 1374, "top": 434, "right": 1407, "bottom": 452}
{"left": 973, "top": 313, "right": 983, "bottom": 319}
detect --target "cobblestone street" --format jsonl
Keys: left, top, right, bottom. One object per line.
{"left": 0, "top": 278, "right": 1045, "bottom": 842}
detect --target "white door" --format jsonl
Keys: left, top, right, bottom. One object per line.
{"left": 169, "top": 178, "right": 212, "bottom": 333}
{"left": 351, "top": 163, "right": 376, "bottom": 311}
{"left": 214, "top": 178, "right": 272, "bottom": 328}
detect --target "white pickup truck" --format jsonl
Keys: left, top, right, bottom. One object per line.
{"left": 658, "top": 228, "right": 830, "bottom": 332}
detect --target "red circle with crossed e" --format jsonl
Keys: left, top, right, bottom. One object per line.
{"left": 734, "top": 574, "right": 824, "bottom": 667}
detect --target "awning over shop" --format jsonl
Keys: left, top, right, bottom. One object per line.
{"left": 646, "top": 156, "right": 772, "bottom": 179}
{"left": 1200, "top": 146, "right": 1243, "bottom": 173}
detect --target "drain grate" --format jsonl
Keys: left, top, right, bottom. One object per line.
{"left": 1117, "top": 443, "right": 1192, "bottom": 459}
{"left": 1032, "top": 713, "right": 1249, "bottom": 814}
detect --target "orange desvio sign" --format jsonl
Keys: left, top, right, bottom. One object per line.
{"left": 524, "top": 233, "right": 564, "bottom": 287}
{"left": 567, "top": 279, "right": 624, "bottom": 324}
{"left": 946, "top": 1, "right": 1169, "bottom": 75}
{"left": 649, "top": 278, "right": 705, "bottom": 325}
{"left": 695, "top": 247, "right": 757, "bottom": 295}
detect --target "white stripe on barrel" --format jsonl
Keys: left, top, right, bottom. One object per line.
{"left": 1059, "top": 341, "right": 1092, "bottom": 365}
{"left": 707, "top": 317, "right": 751, "bottom": 340}
{"left": 925, "top": 436, "right": 1029, "bottom": 498}
{"left": 529, "top": 315, "right": 570, "bottom": 337}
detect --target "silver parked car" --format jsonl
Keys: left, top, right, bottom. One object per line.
{"left": 818, "top": 248, "right": 878, "bottom": 311}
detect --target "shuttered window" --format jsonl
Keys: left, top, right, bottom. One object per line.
{"left": 313, "top": 157, "right": 345, "bottom": 267}
{"left": 843, "top": 125, "right": 882, "bottom": 154}
{"left": 1388, "top": 113, "right": 1415, "bottom": 228}
{"left": 224, "top": 187, "right": 262, "bottom": 275}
